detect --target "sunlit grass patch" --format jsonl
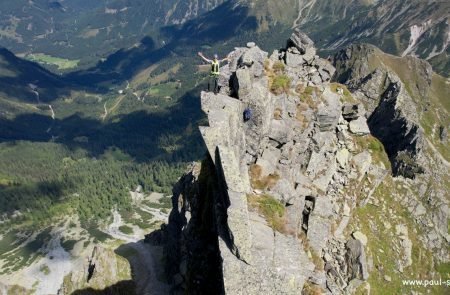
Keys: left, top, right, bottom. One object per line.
{"left": 247, "top": 194, "right": 285, "bottom": 232}
{"left": 249, "top": 164, "right": 280, "bottom": 190}
{"left": 26, "top": 53, "right": 79, "bottom": 70}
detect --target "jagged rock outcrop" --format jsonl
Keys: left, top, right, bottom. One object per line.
{"left": 333, "top": 43, "right": 449, "bottom": 264}
{"left": 162, "top": 31, "right": 449, "bottom": 295}
{"left": 162, "top": 30, "right": 380, "bottom": 294}
{"left": 59, "top": 246, "right": 133, "bottom": 294}
{"left": 333, "top": 44, "right": 432, "bottom": 179}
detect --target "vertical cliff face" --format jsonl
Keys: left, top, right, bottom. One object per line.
{"left": 162, "top": 29, "right": 449, "bottom": 294}
{"left": 333, "top": 44, "right": 433, "bottom": 179}
{"left": 163, "top": 159, "right": 224, "bottom": 294}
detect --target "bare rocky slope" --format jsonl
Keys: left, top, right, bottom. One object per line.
{"left": 292, "top": 0, "right": 450, "bottom": 76}
{"left": 159, "top": 29, "right": 449, "bottom": 294}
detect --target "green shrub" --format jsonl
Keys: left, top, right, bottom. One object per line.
{"left": 272, "top": 61, "right": 285, "bottom": 73}
{"left": 435, "top": 262, "right": 450, "bottom": 278}
{"left": 247, "top": 194, "right": 285, "bottom": 232}
{"left": 368, "top": 138, "right": 384, "bottom": 152}
{"left": 119, "top": 225, "right": 134, "bottom": 235}
{"left": 271, "top": 74, "right": 291, "bottom": 95}
{"left": 40, "top": 264, "right": 50, "bottom": 275}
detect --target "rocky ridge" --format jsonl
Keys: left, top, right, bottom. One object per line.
{"left": 161, "top": 29, "right": 449, "bottom": 294}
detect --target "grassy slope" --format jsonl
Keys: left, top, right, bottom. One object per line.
{"left": 344, "top": 132, "right": 449, "bottom": 294}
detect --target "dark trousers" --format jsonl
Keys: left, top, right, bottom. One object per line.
{"left": 208, "top": 75, "right": 219, "bottom": 94}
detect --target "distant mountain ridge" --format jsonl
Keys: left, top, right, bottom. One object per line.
{"left": 0, "top": 0, "right": 227, "bottom": 68}
{"left": 293, "top": 0, "right": 450, "bottom": 76}
{"left": 0, "top": 0, "right": 447, "bottom": 75}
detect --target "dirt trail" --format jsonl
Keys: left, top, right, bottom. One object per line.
{"left": 49, "top": 105, "right": 55, "bottom": 119}
{"left": 292, "top": 0, "right": 316, "bottom": 28}
{"left": 101, "top": 102, "right": 108, "bottom": 120}
{"left": 46, "top": 104, "right": 55, "bottom": 133}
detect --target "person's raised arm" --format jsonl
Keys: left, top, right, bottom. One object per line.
{"left": 197, "top": 52, "right": 211, "bottom": 63}
{"left": 221, "top": 55, "right": 231, "bottom": 63}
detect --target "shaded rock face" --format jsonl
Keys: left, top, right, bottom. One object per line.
{"left": 345, "top": 239, "right": 369, "bottom": 281}
{"left": 163, "top": 161, "right": 224, "bottom": 294}
{"left": 368, "top": 81, "right": 424, "bottom": 178}
{"left": 333, "top": 44, "right": 428, "bottom": 179}
{"left": 60, "top": 246, "right": 134, "bottom": 294}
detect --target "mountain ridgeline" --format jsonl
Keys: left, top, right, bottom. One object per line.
{"left": 0, "top": 0, "right": 227, "bottom": 69}
{"left": 0, "top": 0, "right": 448, "bottom": 76}
{"left": 0, "top": 1, "right": 448, "bottom": 294}
{"left": 159, "top": 30, "right": 449, "bottom": 294}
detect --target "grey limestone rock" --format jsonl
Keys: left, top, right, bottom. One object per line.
{"left": 349, "top": 117, "right": 370, "bottom": 135}
{"left": 345, "top": 238, "right": 369, "bottom": 281}
{"left": 162, "top": 31, "right": 450, "bottom": 295}
{"left": 240, "top": 45, "right": 267, "bottom": 69}
{"left": 288, "top": 28, "right": 315, "bottom": 55}
{"left": 342, "top": 103, "right": 360, "bottom": 121}
{"left": 286, "top": 51, "right": 305, "bottom": 67}
{"left": 303, "top": 48, "right": 317, "bottom": 65}
{"left": 439, "top": 125, "right": 448, "bottom": 142}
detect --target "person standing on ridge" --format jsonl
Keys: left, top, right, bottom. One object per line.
{"left": 197, "top": 52, "right": 229, "bottom": 94}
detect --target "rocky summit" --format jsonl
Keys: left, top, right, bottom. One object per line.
{"left": 157, "top": 29, "right": 449, "bottom": 294}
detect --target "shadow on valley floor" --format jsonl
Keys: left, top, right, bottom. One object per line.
{"left": 65, "top": 1, "right": 257, "bottom": 87}
{"left": 0, "top": 178, "right": 77, "bottom": 217}
{"left": 113, "top": 235, "right": 170, "bottom": 295}
{"left": 0, "top": 48, "right": 82, "bottom": 103}
{"left": 69, "top": 234, "right": 168, "bottom": 295}
{"left": 0, "top": 86, "right": 206, "bottom": 163}
{"left": 1, "top": 2, "right": 259, "bottom": 104}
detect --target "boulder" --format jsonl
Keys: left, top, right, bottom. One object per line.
{"left": 269, "top": 50, "right": 281, "bottom": 62}
{"left": 353, "top": 151, "right": 372, "bottom": 181}
{"left": 309, "top": 270, "right": 327, "bottom": 289}
{"left": 342, "top": 103, "right": 360, "bottom": 121}
{"left": 349, "top": 117, "right": 371, "bottom": 135}
{"left": 241, "top": 46, "right": 267, "bottom": 68}
{"left": 396, "top": 224, "right": 412, "bottom": 268}
{"left": 286, "top": 51, "right": 305, "bottom": 67}
{"left": 256, "top": 146, "right": 281, "bottom": 176}
{"left": 346, "top": 279, "right": 365, "bottom": 294}
{"left": 336, "top": 148, "right": 350, "bottom": 169}
{"left": 346, "top": 238, "right": 369, "bottom": 280}
{"left": 352, "top": 231, "right": 368, "bottom": 246}
{"left": 315, "top": 58, "right": 336, "bottom": 75}
{"left": 269, "top": 119, "right": 293, "bottom": 144}
{"left": 318, "top": 68, "right": 331, "bottom": 82}
{"left": 317, "top": 110, "right": 339, "bottom": 132}
{"left": 288, "top": 28, "right": 315, "bottom": 55}
{"left": 310, "top": 72, "right": 322, "bottom": 85}
{"left": 271, "top": 178, "right": 296, "bottom": 201}
{"left": 303, "top": 48, "right": 316, "bottom": 65}
{"left": 235, "top": 68, "right": 252, "bottom": 99}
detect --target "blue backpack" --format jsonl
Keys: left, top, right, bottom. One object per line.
{"left": 243, "top": 108, "right": 252, "bottom": 122}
